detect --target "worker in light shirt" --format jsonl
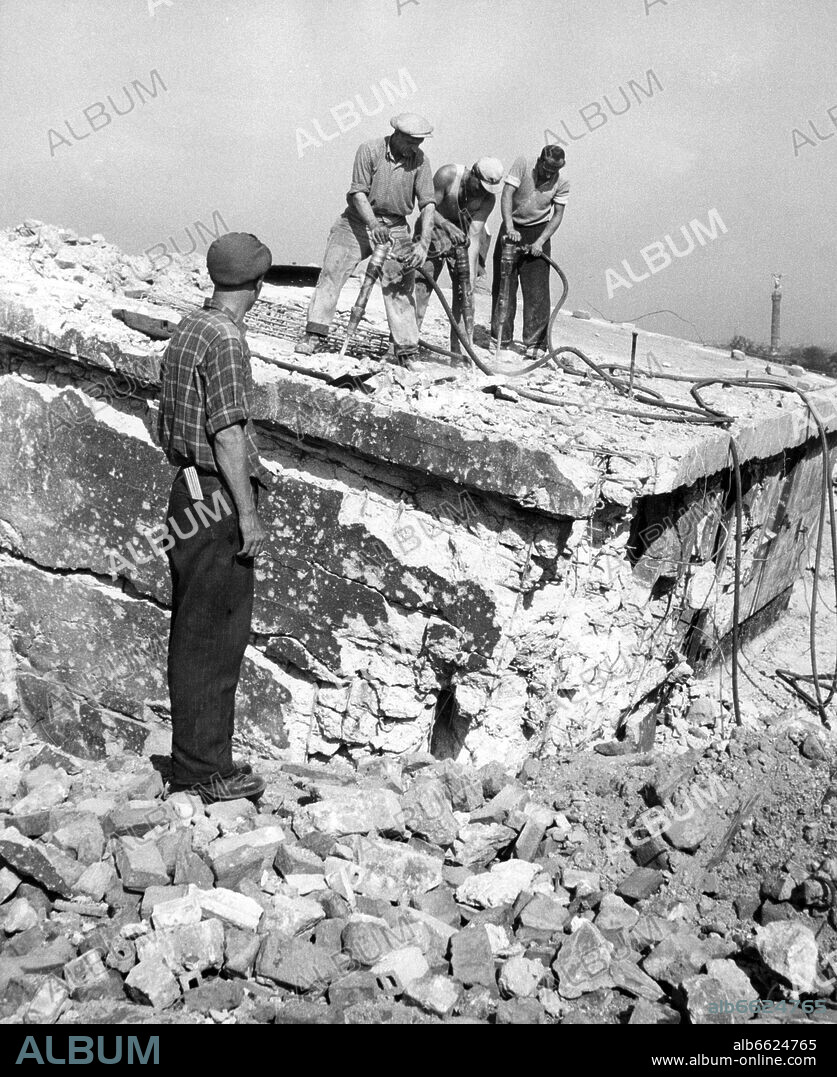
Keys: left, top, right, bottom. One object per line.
{"left": 491, "top": 144, "right": 569, "bottom": 353}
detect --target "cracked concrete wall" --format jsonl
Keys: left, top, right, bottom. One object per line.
{"left": 0, "top": 322, "right": 831, "bottom": 767}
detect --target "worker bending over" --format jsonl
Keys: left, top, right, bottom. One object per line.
{"left": 491, "top": 145, "right": 569, "bottom": 353}
{"left": 414, "top": 157, "right": 503, "bottom": 355}
{"left": 296, "top": 113, "right": 436, "bottom": 364}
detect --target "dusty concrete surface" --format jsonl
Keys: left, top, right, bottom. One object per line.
{"left": 1, "top": 221, "right": 836, "bottom": 767}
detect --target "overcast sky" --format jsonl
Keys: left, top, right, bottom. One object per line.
{"left": 1, "top": 0, "right": 835, "bottom": 347}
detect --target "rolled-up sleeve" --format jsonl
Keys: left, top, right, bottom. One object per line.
{"left": 504, "top": 155, "right": 526, "bottom": 189}
{"left": 414, "top": 157, "right": 436, "bottom": 210}
{"left": 348, "top": 141, "right": 375, "bottom": 197}
{"left": 201, "top": 333, "right": 249, "bottom": 437}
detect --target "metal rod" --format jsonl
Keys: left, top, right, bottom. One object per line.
{"left": 629, "top": 330, "right": 638, "bottom": 398}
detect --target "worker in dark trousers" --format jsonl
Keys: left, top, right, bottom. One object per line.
{"left": 491, "top": 145, "right": 569, "bottom": 353}
{"left": 157, "top": 233, "right": 271, "bottom": 803}
{"left": 414, "top": 156, "right": 503, "bottom": 355}
{"left": 296, "top": 113, "right": 436, "bottom": 364}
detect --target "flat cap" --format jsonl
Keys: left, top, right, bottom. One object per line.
{"left": 206, "top": 232, "right": 272, "bottom": 286}
{"left": 390, "top": 112, "right": 433, "bottom": 138}
{"left": 473, "top": 156, "right": 504, "bottom": 192}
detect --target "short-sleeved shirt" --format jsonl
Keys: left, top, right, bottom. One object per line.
{"left": 504, "top": 155, "right": 570, "bottom": 226}
{"left": 157, "top": 298, "right": 268, "bottom": 485}
{"left": 346, "top": 136, "right": 435, "bottom": 228}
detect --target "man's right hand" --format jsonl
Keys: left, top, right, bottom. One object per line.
{"left": 238, "top": 509, "right": 266, "bottom": 560}
{"left": 368, "top": 222, "right": 391, "bottom": 245}
{"left": 506, "top": 228, "right": 522, "bottom": 244}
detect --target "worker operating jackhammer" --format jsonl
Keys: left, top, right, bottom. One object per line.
{"left": 414, "top": 157, "right": 504, "bottom": 358}
{"left": 491, "top": 144, "right": 570, "bottom": 355}
{"left": 295, "top": 113, "right": 436, "bottom": 364}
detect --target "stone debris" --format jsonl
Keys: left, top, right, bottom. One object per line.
{"left": 0, "top": 721, "right": 834, "bottom": 1026}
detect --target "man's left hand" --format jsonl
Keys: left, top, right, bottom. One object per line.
{"left": 404, "top": 241, "right": 429, "bottom": 270}
{"left": 528, "top": 241, "right": 544, "bottom": 258}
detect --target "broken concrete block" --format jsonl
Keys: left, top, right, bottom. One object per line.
{"left": 51, "top": 813, "right": 106, "bottom": 864}
{"left": 209, "top": 843, "right": 267, "bottom": 890}
{"left": 496, "top": 997, "right": 546, "bottom": 1024}
{"left": 301, "top": 788, "right": 405, "bottom": 837}
{"left": 477, "top": 762, "right": 509, "bottom": 800}
{"left": 342, "top": 916, "right": 399, "bottom": 967}
{"left": 19, "top": 937, "right": 77, "bottom": 975}
{"left": 562, "top": 867, "right": 601, "bottom": 895}
{"left": 114, "top": 837, "right": 169, "bottom": 892}
{"left": 755, "top": 921, "right": 818, "bottom": 994}
{"left": 270, "top": 893, "right": 326, "bottom": 936}
{"left": 403, "top": 973, "right": 460, "bottom": 1017}
{"left": 498, "top": 954, "right": 543, "bottom": 998}
{"left": 0, "top": 827, "right": 83, "bottom": 898}
{"left": 62, "top": 950, "right": 112, "bottom": 1000}
{"left": 125, "top": 957, "right": 180, "bottom": 1008}
{"left": 206, "top": 797, "right": 257, "bottom": 833}
{"left": 682, "top": 959, "right": 759, "bottom": 1024}
{"left": 73, "top": 860, "right": 117, "bottom": 902}
{"left": 449, "top": 923, "right": 495, "bottom": 987}
{"left": 629, "top": 998, "right": 681, "bottom": 1024}
{"left": 174, "top": 848, "right": 214, "bottom": 890}
{"left": 194, "top": 887, "right": 263, "bottom": 932}
{"left": 0, "top": 866, "right": 21, "bottom": 903}
{"left": 642, "top": 932, "right": 711, "bottom": 989}
{"left": 617, "top": 867, "right": 666, "bottom": 903}
{"left": 284, "top": 873, "right": 328, "bottom": 895}
{"left": 400, "top": 779, "right": 458, "bottom": 847}
{"left": 514, "top": 807, "right": 553, "bottom": 862}
{"left": 105, "top": 802, "right": 171, "bottom": 838}
{"left": 664, "top": 808, "right": 710, "bottom": 852}
{"left": 328, "top": 970, "right": 380, "bottom": 1010}
{"left": 455, "top": 860, "right": 541, "bottom": 909}
{"left": 256, "top": 934, "right": 338, "bottom": 992}
{"left": 155, "top": 920, "right": 225, "bottom": 973}
{"left": 167, "top": 791, "right": 205, "bottom": 822}
{"left": 433, "top": 760, "right": 484, "bottom": 812}
{"left": 595, "top": 892, "right": 639, "bottom": 932}
{"left": 451, "top": 823, "right": 516, "bottom": 869}
{"left": 349, "top": 835, "right": 442, "bottom": 902}
{"left": 610, "top": 958, "right": 665, "bottom": 1001}
{"left": 516, "top": 893, "right": 568, "bottom": 936}
{"left": 411, "top": 887, "right": 460, "bottom": 927}
{"left": 12, "top": 780, "right": 69, "bottom": 816}
{"left": 182, "top": 978, "right": 245, "bottom": 1013}
{"left": 372, "top": 946, "right": 429, "bottom": 991}
{"left": 552, "top": 921, "right": 615, "bottom": 999}
{"left": 224, "top": 925, "right": 262, "bottom": 978}
{"left": 140, "top": 884, "right": 187, "bottom": 919}
{"left": 0, "top": 897, "right": 39, "bottom": 934}
{"left": 151, "top": 891, "right": 202, "bottom": 931}
{"left": 274, "top": 842, "right": 325, "bottom": 879}
{"left": 23, "top": 974, "right": 69, "bottom": 1024}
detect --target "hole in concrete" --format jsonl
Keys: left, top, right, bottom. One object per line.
{"left": 429, "top": 687, "right": 469, "bottom": 760}
{"left": 265, "top": 264, "right": 321, "bottom": 287}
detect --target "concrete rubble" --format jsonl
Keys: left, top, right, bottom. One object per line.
{"left": 2, "top": 222, "right": 837, "bottom": 767}
{"left": 0, "top": 720, "right": 835, "bottom": 1026}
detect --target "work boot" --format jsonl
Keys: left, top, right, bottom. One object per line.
{"left": 168, "top": 769, "right": 265, "bottom": 804}
{"left": 393, "top": 348, "right": 419, "bottom": 371}
{"left": 294, "top": 333, "right": 317, "bottom": 355}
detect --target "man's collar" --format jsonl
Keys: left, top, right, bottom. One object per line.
{"left": 385, "top": 135, "right": 417, "bottom": 167}
{"left": 203, "top": 296, "right": 246, "bottom": 329}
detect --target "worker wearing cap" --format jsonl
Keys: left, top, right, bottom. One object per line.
{"left": 296, "top": 113, "right": 436, "bottom": 362}
{"left": 414, "top": 156, "right": 503, "bottom": 355}
{"left": 157, "top": 232, "right": 271, "bottom": 803}
{"left": 491, "top": 145, "right": 570, "bottom": 352}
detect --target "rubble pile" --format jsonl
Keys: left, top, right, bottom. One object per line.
{"left": 1, "top": 715, "right": 835, "bottom": 1026}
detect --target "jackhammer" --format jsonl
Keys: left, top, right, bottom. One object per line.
{"left": 493, "top": 235, "right": 521, "bottom": 363}
{"left": 338, "top": 239, "right": 393, "bottom": 357}
{"left": 451, "top": 241, "right": 475, "bottom": 342}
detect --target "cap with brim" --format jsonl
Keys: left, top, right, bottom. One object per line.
{"left": 206, "top": 232, "right": 272, "bottom": 286}
{"left": 473, "top": 156, "right": 504, "bottom": 192}
{"left": 390, "top": 112, "right": 434, "bottom": 138}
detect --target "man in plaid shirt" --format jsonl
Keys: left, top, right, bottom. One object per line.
{"left": 157, "top": 232, "right": 271, "bottom": 802}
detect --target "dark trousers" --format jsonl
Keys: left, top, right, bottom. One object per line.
{"left": 490, "top": 220, "right": 552, "bottom": 348}
{"left": 166, "top": 469, "right": 255, "bottom": 784}
{"left": 414, "top": 251, "right": 468, "bottom": 354}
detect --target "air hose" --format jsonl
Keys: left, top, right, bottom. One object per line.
{"left": 415, "top": 254, "right": 837, "bottom": 727}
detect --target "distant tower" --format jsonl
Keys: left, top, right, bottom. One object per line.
{"left": 771, "top": 273, "right": 783, "bottom": 356}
